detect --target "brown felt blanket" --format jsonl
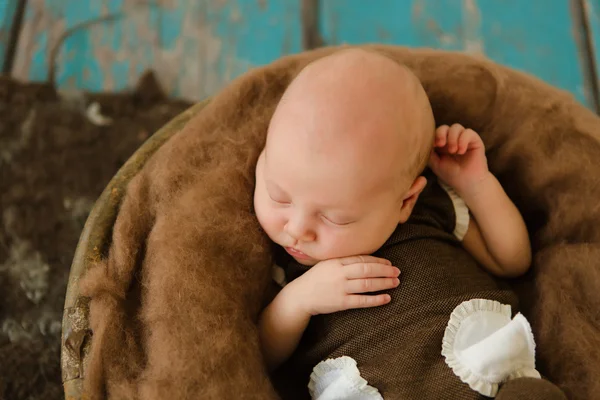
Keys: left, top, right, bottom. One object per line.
{"left": 79, "top": 45, "right": 600, "bottom": 400}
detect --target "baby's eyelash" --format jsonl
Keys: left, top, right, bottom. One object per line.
{"left": 269, "top": 194, "right": 290, "bottom": 205}
{"left": 321, "top": 215, "right": 353, "bottom": 226}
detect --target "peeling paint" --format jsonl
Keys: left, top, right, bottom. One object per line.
{"left": 10, "top": 1, "right": 592, "bottom": 106}
{"left": 411, "top": 0, "right": 422, "bottom": 20}
{"left": 0, "top": 0, "right": 20, "bottom": 70}
{"left": 11, "top": 0, "right": 302, "bottom": 101}
{"left": 462, "top": 0, "right": 484, "bottom": 56}
{"left": 230, "top": 5, "right": 242, "bottom": 23}
{"left": 322, "top": 0, "right": 592, "bottom": 108}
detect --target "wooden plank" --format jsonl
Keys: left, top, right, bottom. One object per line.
{"left": 582, "top": 0, "right": 600, "bottom": 108}
{"left": 476, "top": 1, "right": 591, "bottom": 106}
{"left": 12, "top": 0, "right": 303, "bottom": 100}
{"left": 321, "top": 0, "right": 593, "bottom": 108}
{"left": 0, "top": 0, "right": 20, "bottom": 71}
{"left": 302, "top": 0, "right": 323, "bottom": 49}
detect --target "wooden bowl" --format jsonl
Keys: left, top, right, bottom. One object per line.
{"left": 61, "top": 101, "right": 208, "bottom": 400}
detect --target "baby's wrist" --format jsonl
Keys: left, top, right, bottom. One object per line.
{"left": 280, "top": 280, "right": 313, "bottom": 319}
{"left": 456, "top": 171, "right": 495, "bottom": 204}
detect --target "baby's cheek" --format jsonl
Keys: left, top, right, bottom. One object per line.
{"left": 319, "top": 229, "right": 354, "bottom": 258}
{"left": 253, "top": 196, "right": 269, "bottom": 230}
{"left": 255, "top": 202, "right": 283, "bottom": 236}
{"left": 334, "top": 227, "right": 377, "bottom": 257}
{"left": 264, "top": 213, "right": 284, "bottom": 235}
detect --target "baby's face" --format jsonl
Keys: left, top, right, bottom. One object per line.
{"left": 253, "top": 49, "right": 433, "bottom": 265}
{"left": 254, "top": 145, "right": 406, "bottom": 266}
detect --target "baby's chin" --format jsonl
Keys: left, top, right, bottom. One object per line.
{"left": 294, "top": 257, "right": 319, "bottom": 266}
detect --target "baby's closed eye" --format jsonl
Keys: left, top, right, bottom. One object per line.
{"left": 320, "top": 214, "right": 355, "bottom": 227}
{"left": 268, "top": 192, "right": 291, "bottom": 205}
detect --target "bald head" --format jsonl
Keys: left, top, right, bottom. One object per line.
{"left": 266, "top": 48, "right": 435, "bottom": 193}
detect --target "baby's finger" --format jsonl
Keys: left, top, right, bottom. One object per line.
{"left": 343, "top": 294, "right": 391, "bottom": 310}
{"left": 428, "top": 149, "right": 441, "bottom": 170}
{"left": 344, "top": 263, "right": 400, "bottom": 279}
{"left": 457, "top": 128, "right": 477, "bottom": 154}
{"left": 435, "top": 125, "right": 449, "bottom": 147}
{"left": 345, "top": 278, "right": 400, "bottom": 294}
{"left": 447, "top": 124, "right": 464, "bottom": 153}
{"left": 339, "top": 255, "right": 392, "bottom": 266}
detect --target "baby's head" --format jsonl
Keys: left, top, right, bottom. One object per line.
{"left": 254, "top": 49, "right": 435, "bottom": 265}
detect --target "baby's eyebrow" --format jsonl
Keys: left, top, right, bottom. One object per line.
{"left": 324, "top": 209, "right": 359, "bottom": 220}
{"left": 319, "top": 202, "right": 361, "bottom": 217}
{"left": 266, "top": 179, "right": 290, "bottom": 196}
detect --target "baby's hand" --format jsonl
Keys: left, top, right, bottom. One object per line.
{"left": 429, "top": 124, "right": 490, "bottom": 197}
{"left": 286, "top": 256, "right": 400, "bottom": 316}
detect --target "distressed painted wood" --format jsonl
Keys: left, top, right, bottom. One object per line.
{"left": 583, "top": 0, "right": 600, "bottom": 94}
{"left": 321, "top": 0, "right": 594, "bottom": 107}
{"left": 0, "top": 0, "right": 20, "bottom": 71}
{"left": 12, "top": 0, "right": 302, "bottom": 100}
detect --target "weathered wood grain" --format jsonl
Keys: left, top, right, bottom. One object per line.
{"left": 302, "top": 0, "right": 322, "bottom": 50}
{"left": 320, "top": 0, "right": 595, "bottom": 107}
{"left": 12, "top": 0, "right": 303, "bottom": 100}
{"left": 582, "top": 0, "right": 600, "bottom": 106}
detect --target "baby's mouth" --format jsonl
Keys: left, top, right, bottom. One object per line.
{"left": 285, "top": 247, "right": 312, "bottom": 260}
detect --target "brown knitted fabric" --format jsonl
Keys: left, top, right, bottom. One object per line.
{"left": 496, "top": 378, "right": 568, "bottom": 400}
{"left": 274, "top": 171, "right": 526, "bottom": 399}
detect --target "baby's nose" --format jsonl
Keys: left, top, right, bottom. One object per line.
{"left": 285, "top": 216, "right": 316, "bottom": 242}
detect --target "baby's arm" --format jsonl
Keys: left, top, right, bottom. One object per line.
{"left": 259, "top": 284, "right": 311, "bottom": 369}
{"left": 429, "top": 124, "right": 531, "bottom": 278}
{"left": 460, "top": 173, "right": 531, "bottom": 277}
{"left": 259, "top": 256, "right": 399, "bottom": 370}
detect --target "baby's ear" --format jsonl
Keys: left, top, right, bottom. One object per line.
{"left": 397, "top": 176, "right": 427, "bottom": 223}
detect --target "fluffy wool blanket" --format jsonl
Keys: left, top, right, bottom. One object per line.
{"left": 76, "top": 45, "right": 600, "bottom": 400}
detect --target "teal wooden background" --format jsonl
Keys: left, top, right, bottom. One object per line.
{"left": 1, "top": 0, "right": 599, "bottom": 110}
{"left": 0, "top": 0, "right": 20, "bottom": 71}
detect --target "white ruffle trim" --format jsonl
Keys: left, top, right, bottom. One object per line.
{"left": 308, "top": 356, "right": 383, "bottom": 400}
{"left": 441, "top": 299, "right": 540, "bottom": 397}
{"left": 439, "top": 181, "right": 470, "bottom": 241}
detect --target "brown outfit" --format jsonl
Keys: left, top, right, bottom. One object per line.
{"left": 272, "top": 170, "right": 565, "bottom": 400}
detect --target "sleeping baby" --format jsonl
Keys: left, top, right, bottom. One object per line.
{"left": 254, "top": 48, "right": 566, "bottom": 399}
